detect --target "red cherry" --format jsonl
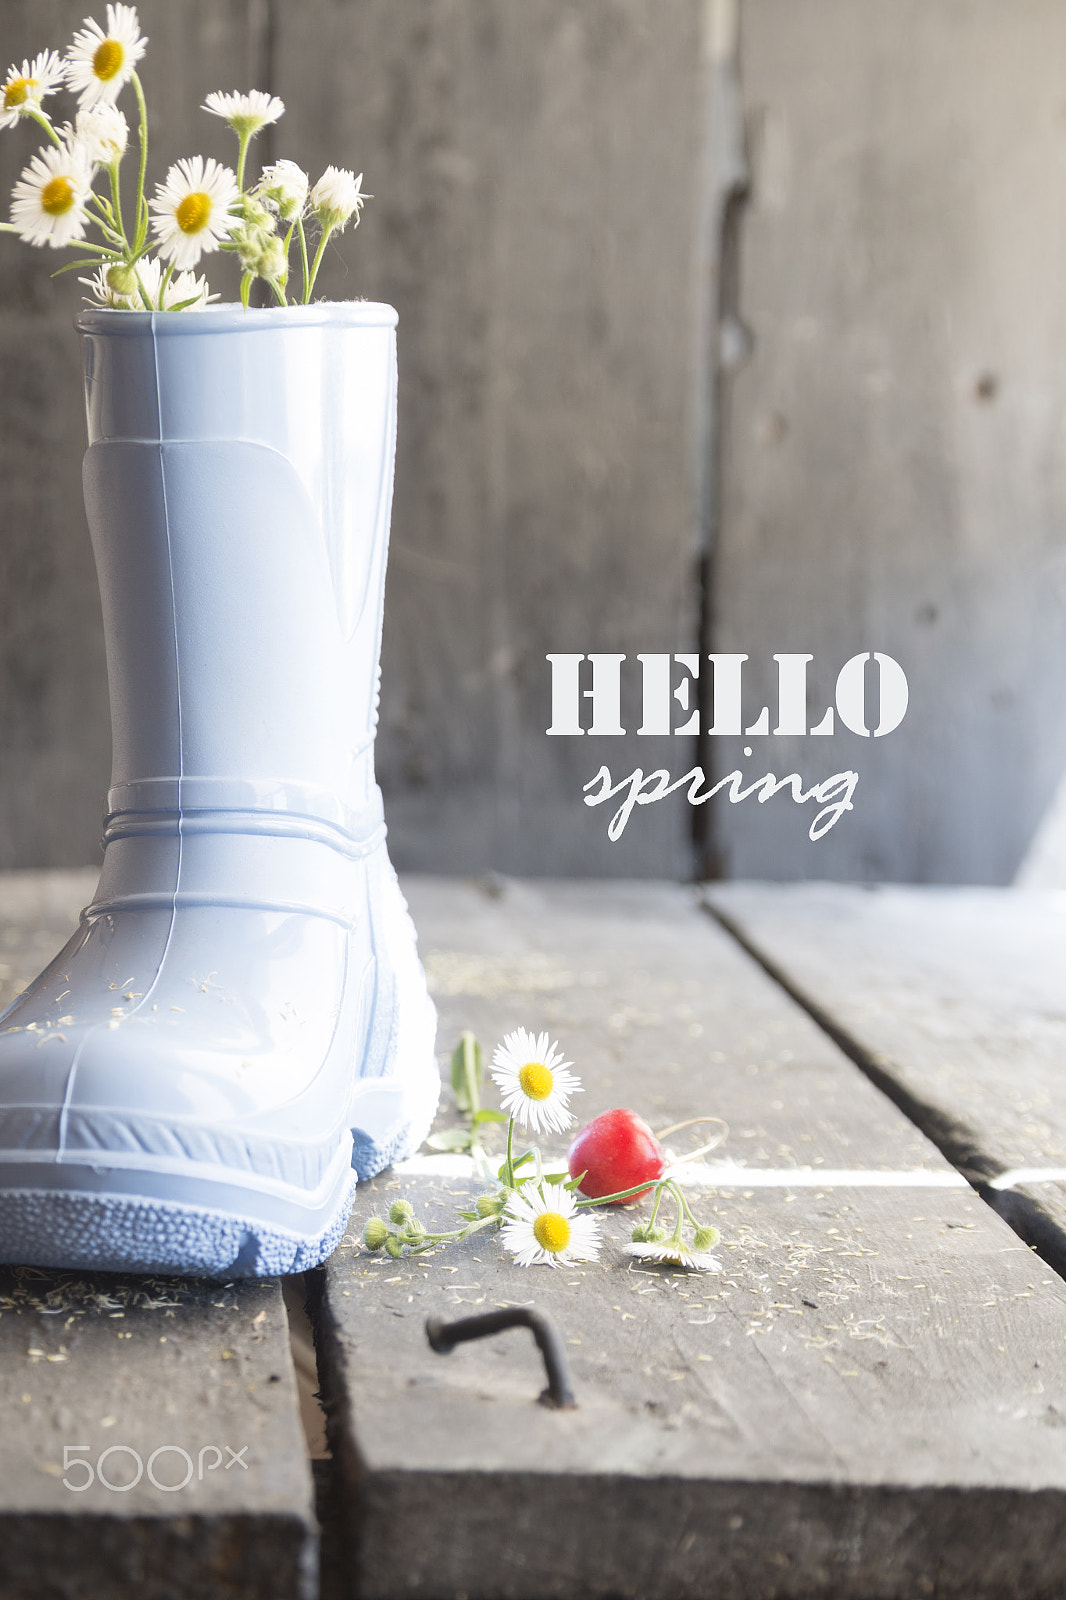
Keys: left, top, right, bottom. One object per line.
{"left": 567, "top": 1108, "right": 667, "bottom": 1203}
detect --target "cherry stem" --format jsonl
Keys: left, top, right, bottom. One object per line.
{"left": 655, "top": 1116, "right": 729, "bottom": 1163}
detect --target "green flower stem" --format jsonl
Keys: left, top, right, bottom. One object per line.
{"left": 393, "top": 1211, "right": 503, "bottom": 1256}
{"left": 130, "top": 71, "right": 149, "bottom": 252}
{"left": 240, "top": 270, "right": 253, "bottom": 310}
{"left": 303, "top": 223, "right": 333, "bottom": 303}
{"left": 108, "top": 161, "right": 127, "bottom": 250}
{"left": 268, "top": 276, "right": 286, "bottom": 306}
{"left": 89, "top": 214, "right": 128, "bottom": 249}
{"left": 297, "top": 215, "right": 309, "bottom": 303}
{"left": 504, "top": 1113, "right": 516, "bottom": 1190}
{"left": 236, "top": 130, "right": 251, "bottom": 191}
{"left": 27, "top": 109, "right": 61, "bottom": 147}
{"left": 133, "top": 264, "right": 154, "bottom": 309}
{"left": 572, "top": 1175, "right": 670, "bottom": 1209}
{"left": 282, "top": 218, "right": 296, "bottom": 277}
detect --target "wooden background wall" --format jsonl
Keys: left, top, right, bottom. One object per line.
{"left": 0, "top": 0, "right": 1063, "bottom": 884}
{"left": 713, "top": 0, "right": 1066, "bottom": 883}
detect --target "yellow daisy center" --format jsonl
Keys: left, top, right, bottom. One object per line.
{"left": 533, "top": 1212, "right": 571, "bottom": 1254}
{"left": 176, "top": 191, "right": 212, "bottom": 235}
{"left": 4, "top": 78, "right": 30, "bottom": 110}
{"left": 41, "top": 176, "right": 75, "bottom": 217}
{"left": 92, "top": 38, "right": 125, "bottom": 81}
{"left": 518, "top": 1060, "right": 553, "bottom": 1101}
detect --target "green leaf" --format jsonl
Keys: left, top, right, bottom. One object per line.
{"left": 51, "top": 258, "right": 114, "bottom": 277}
{"left": 450, "top": 1039, "right": 471, "bottom": 1111}
{"left": 543, "top": 1169, "right": 585, "bottom": 1192}
{"left": 450, "top": 1031, "right": 483, "bottom": 1115}
{"left": 472, "top": 1108, "right": 507, "bottom": 1125}
{"left": 425, "top": 1128, "right": 473, "bottom": 1152}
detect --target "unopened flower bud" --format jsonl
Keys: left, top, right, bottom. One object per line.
{"left": 255, "top": 234, "right": 287, "bottom": 282}
{"left": 388, "top": 1198, "right": 414, "bottom": 1225}
{"left": 236, "top": 193, "right": 274, "bottom": 231}
{"left": 631, "top": 1223, "right": 668, "bottom": 1244}
{"left": 363, "top": 1216, "right": 389, "bottom": 1251}
{"left": 693, "top": 1225, "right": 720, "bottom": 1252}
{"left": 476, "top": 1192, "right": 506, "bottom": 1218}
{"left": 106, "top": 261, "right": 138, "bottom": 296}
{"left": 384, "top": 1234, "right": 405, "bottom": 1258}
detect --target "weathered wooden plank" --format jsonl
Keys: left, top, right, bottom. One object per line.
{"left": 0, "top": 871, "right": 318, "bottom": 1597}
{"left": 0, "top": 1269, "right": 317, "bottom": 1600}
{"left": 713, "top": 0, "right": 1066, "bottom": 883}
{"left": 273, "top": 0, "right": 711, "bottom": 876}
{"left": 706, "top": 881, "right": 1066, "bottom": 1273}
{"left": 316, "top": 879, "right": 1066, "bottom": 1600}
{"left": 0, "top": 867, "right": 97, "bottom": 1013}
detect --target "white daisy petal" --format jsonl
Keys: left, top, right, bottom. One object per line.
{"left": 310, "top": 166, "right": 366, "bottom": 230}
{"left": 163, "top": 265, "right": 217, "bottom": 310}
{"left": 83, "top": 256, "right": 218, "bottom": 311}
{"left": 11, "top": 142, "right": 93, "bottom": 249}
{"left": 202, "top": 89, "right": 284, "bottom": 138}
{"left": 66, "top": 102, "right": 128, "bottom": 165}
{"left": 0, "top": 50, "right": 66, "bottom": 131}
{"left": 148, "top": 154, "right": 238, "bottom": 271}
{"left": 501, "top": 1182, "right": 600, "bottom": 1269}
{"left": 66, "top": 4, "right": 147, "bottom": 108}
{"left": 256, "top": 159, "right": 308, "bottom": 222}
{"left": 490, "top": 1027, "right": 582, "bottom": 1135}
{"left": 622, "top": 1241, "right": 723, "bottom": 1272}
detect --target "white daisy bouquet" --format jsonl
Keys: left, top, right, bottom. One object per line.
{"left": 362, "top": 1027, "right": 725, "bottom": 1272}
{"left": 0, "top": 4, "right": 366, "bottom": 310}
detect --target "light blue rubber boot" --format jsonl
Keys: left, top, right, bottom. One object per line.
{"left": 0, "top": 304, "right": 439, "bottom": 1277}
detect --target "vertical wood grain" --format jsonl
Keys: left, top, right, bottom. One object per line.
{"left": 712, "top": 0, "right": 1066, "bottom": 882}
{"left": 273, "top": 0, "right": 708, "bottom": 875}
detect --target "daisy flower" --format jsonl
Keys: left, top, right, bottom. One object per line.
{"left": 203, "top": 89, "right": 284, "bottom": 139}
{"left": 622, "top": 1240, "right": 722, "bottom": 1271}
{"left": 11, "top": 142, "right": 93, "bottom": 249}
{"left": 66, "top": 5, "right": 147, "bottom": 108}
{"left": 149, "top": 155, "right": 238, "bottom": 270}
{"left": 501, "top": 1182, "right": 600, "bottom": 1268}
{"left": 0, "top": 51, "right": 65, "bottom": 131}
{"left": 66, "top": 102, "right": 128, "bottom": 165}
{"left": 161, "top": 266, "right": 219, "bottom": 309}
{"left": 310, "top": 166, "right": 366, "bottom": 231}
{"left": 256, "top": 159, "right": 309, "bottom": 222}
{"left": 82, "top": 255, "right": 217, "bottom": 311}
{"left": 490, "top": 1027, "right": 582, "bottom": 1135}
